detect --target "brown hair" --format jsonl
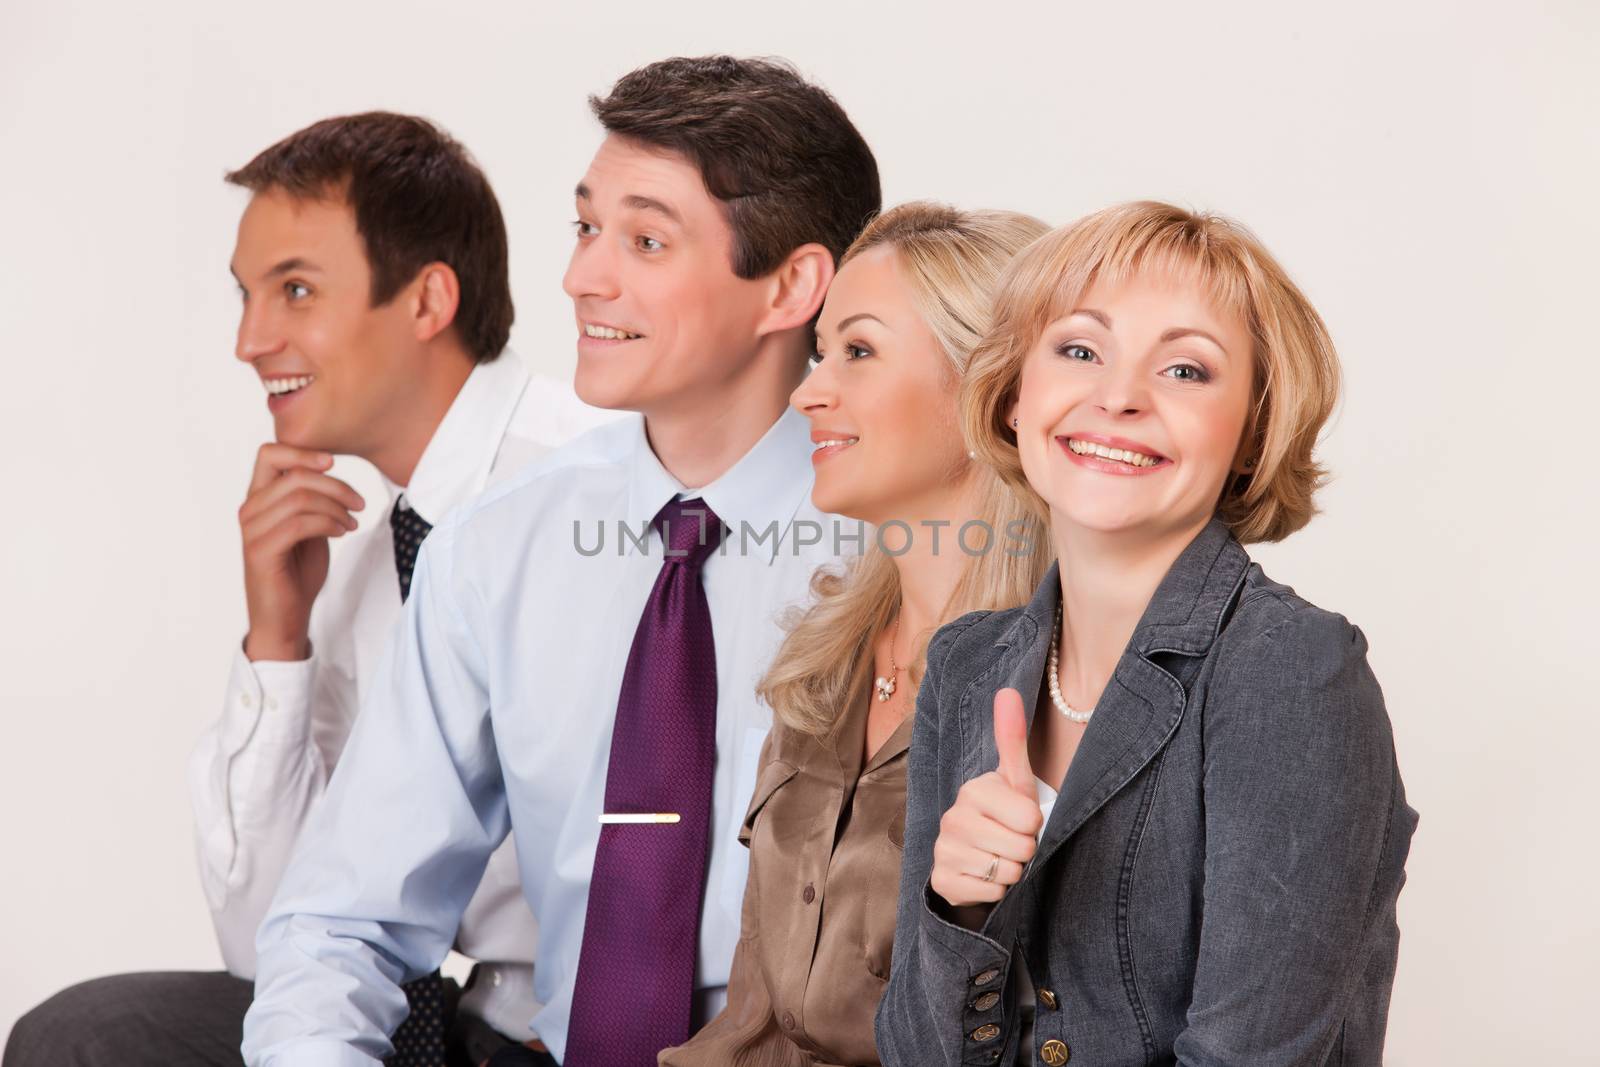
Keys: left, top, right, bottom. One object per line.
{"left": 226, "top": 112, "right": 513, "bottom": 363}
{"left": 589, "top": 56, "right": 881, "bottom": 277}
{"left": 963, "top": 201, "right": 1342, "bottom": 544}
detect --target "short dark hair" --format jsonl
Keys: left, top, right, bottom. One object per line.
{"left": 226, "top": 112, "right": 513, "bottom": 363}
{"left": 590, "top": 56, "right": 881, "bottom": 279}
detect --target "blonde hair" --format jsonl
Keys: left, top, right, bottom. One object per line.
{"left": 759, "top": 202, "right": 1053, "bottom": 735}
{"left": 963, "top": 201, "right": 1342, "bottom": 545}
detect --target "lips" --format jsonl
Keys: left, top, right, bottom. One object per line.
{"left": 581, "top": 321, "right": 644, "bottom": 341}
{"left": 1057, "top": 433, "right": 1171, "bottom": 474}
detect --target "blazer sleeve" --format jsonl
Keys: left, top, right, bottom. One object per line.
{"left": 1173, "top": 607, "right": 1417, "bottom": 1066}
{"left": 875, "top": 613, "right": 1020, "bottom": 1067}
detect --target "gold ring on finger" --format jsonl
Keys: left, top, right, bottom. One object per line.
{"left": 981, "top": 856, "right": 999, "bottom": 883}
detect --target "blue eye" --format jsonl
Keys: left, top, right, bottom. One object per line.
{"left": 1056, "top": 342, "right": 1098, "bottom": 363}
{"left": 1163, "top": 363, "right": 1210, "bottom": 383}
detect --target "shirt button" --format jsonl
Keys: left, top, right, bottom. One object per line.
{"left": 491, "top": 970, "right": 503, "bottom": 988}
{"left": 240, "top": 693, "right": 254, "bottom": 708}
{"left": 972, "top": 968, "right": 1000, "bottom": 987}
{"left": 970, "top": 1024, "right": 1000, "bottom": 1042}
{"left": 781, "top": 1012, "right": 796, "bottom": 1031}
{"left": 802, "top": 883, "right": 815, "bottom": 904}
{"left": 973, "top": 991, "right": 1000, "bottom": 1012}
{"left": 1037, "top": 987, "right": 1058, "bottom": 1010}
{"left": 1041, "top": 1038, "right": 1070, "bottom": 1064}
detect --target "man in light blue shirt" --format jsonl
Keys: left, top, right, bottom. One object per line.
{"left": 243, "top": 56, "right": 882, "bottom": 1066}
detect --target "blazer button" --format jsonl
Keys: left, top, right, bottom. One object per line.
{"left": 972, "top": 968, "right": 1001, "bottom": 987}
{"left": 1037, "top": 987, "right": 1058, "bottom": 1010}
{"left": 802, "top": 883, "right": 815, "bottom": 904}
{"left": 1040, "top": 1038, "right": 1070, "bottom": 1064}
{"left": 972, "top": 991, "right": 1000, "bottom": 1012}
{"left": 970, "top": 1024, "right": 1000, "bottom": 1042}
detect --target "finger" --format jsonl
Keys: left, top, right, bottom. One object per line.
{"left": 993, "top": 687, "right": 1034, "bottom": 795}
{"left": 941, "top": 803, "right": 1039, "bottom": 864}
{"left": 956, "top": 773, "right": 1045, "bottom": 839}
{"left": 934, "top": 873, "right": 1007, "bottom": 907}
{"left": 243, "top": 492, "right": 358, "bottom": 551}
{"left": 942, "top": 839, "right": 1026, "bottom": 886}
{"left": 241, "top": 469, "right": 365, "bottom": 522}
{"left": 249, "top": 442, "right": 334, "bottom": 492}
{"left": 247, "top": 513, "right": 350, "bottom": 559}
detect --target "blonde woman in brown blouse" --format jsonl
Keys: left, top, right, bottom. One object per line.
{"left": 658, "top": 202, "right": 1053, "bottom": 1067}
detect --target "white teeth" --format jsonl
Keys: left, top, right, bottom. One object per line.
{"left": 584, "top": 323, "right": 640, "bottom": 340}
{"left": 813, "top": 438, "right": 859, "bottom": 451}
{"left": 263, "top": 375, "right": 315, "bottom": 395}
{"left": 1067, "top": 438, "right": 1162, "bottom": 467}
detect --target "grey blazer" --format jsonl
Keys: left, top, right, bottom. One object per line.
{"left": 875, "top": 520, "right": 1416, "bottom": 1067}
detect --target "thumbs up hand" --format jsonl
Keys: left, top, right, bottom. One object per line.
{"left": 929, "top": 688, "right": 1044, "bottom": 911}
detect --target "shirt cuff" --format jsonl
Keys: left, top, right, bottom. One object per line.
{"left": 221, "top": 642, "right": 317, "bottom": 754}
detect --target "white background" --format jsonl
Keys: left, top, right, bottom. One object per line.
{"left": 2, "top": 1, "right": 1595, "bottom": 1061}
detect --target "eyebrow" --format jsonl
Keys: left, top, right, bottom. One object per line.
{"left": 229, "top": 257, "right": 322, "bottom": 285}
{"left": 574, "top": 183, "right": 683, "bottom": 225}
{"left": 1069, "top": 308, "right": 1112, "bottom": 329}
{"left": 833, "top": 312, "right": 887, "bottom": 333}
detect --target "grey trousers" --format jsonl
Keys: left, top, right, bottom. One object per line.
{"left": 4, "top": 970, "right": 519, "bottom": 1067}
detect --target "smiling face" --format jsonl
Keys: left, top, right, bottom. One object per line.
{"left": 563, "top": 135, "right": 779, "bottom": 416}
{"left": 1010, "top": 270, "right": 1255, "bottom": 543}
{"left": 231, "top": 188, "right": 424, "bottom": 456}
{"left": 791, "top": 244, "right": 969, "bottom": 525}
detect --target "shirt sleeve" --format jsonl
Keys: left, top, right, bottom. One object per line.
{"left": 242, "top": 522, "right": 510, "bottom": 1066}
{"left": 190, "top": 629, "right": 358, "bottom": 977}
{"left": 1171, "top": 609, "right": 1416, "bottom": 1066}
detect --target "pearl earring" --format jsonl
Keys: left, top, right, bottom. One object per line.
{"left": 1012, "top": 418, "right": 1019, "bottom": 428}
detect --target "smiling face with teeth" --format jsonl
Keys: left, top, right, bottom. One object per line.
{"left": 563, "top": 136, "right": 806, "bottom": 423}
{"left": 1010, "top": 271, "right": 1255, "bottom": 545}
{"left": 230, "top": 188, "right": 472, "bottom": 479}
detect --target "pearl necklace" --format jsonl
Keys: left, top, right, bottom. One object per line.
{"left": 1047, "top": 603, "right": 1095, "bottom": 723}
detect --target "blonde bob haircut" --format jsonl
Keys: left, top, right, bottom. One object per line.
{"left": 962, "top": 201, "right": 1341, "bottom": 545}
{"left": 759, "top": 201, "right": 1053, "bottom": 736}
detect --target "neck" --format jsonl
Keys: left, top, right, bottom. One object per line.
{"left": 362, "top": 338, "right": 477, "bottom": 488}
{"left": 884, "top": 469, "right": 985, "bottom": 661}
{"left": 642, "top": 335, "right": 807, "bottom": 490}
{"left": 1050, "top": 515, "right": 1211, "bottom": 702}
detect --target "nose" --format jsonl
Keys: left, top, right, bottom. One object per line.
{"left": 1091, "top": 361, "right": 1150, "bottom": 418}
{"left": 562, "top": 233, "right": 621, "bottom": 303}
{"left": 234, "top": 295, "right": 285, "bottom": 365}
{"left": 790, "top": 353, "right": 838, "bottom": 416}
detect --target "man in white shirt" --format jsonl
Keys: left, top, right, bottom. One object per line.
{"left": 242, "top": 57, "right": 882, "bottom": 1066}
{"left": 4, "top": 113, "right": 615, "bottom": 1067}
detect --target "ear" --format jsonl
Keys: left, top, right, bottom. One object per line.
{"left": 754, "top": 242, "right": 835, "bottom": 338}
{"left": 410, "top": 262, "right": 462, "bottom": 344}
{"left": 1004, "top": 397, "right": 1019, "bottom": 435}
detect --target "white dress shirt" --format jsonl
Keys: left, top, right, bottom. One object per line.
{"left": 190, "top": 350, "right": 620, "bottom": 1039}
{"left": 242, "top": 403, "right": 849, "bottom": 1066}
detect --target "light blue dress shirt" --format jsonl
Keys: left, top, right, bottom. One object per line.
{"left": 243, "top": 405, "right": 852, "bottom": 1066}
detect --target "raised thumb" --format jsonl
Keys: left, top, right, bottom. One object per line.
{"left": 992, "top": 687, "right": 1033, "bottom": 795}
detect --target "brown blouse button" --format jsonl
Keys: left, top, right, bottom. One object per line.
{"left": 1040, "top": 1038, "right": 1070, "bottom": 1064}
{"left": 972, "top": 968, "right": 1001, "bottom": 987}
{"left": 782, "top": 1011, "right": 796, "bottom": 1030}
{"left": 973, "top": 991, "right": 1000, "bottom": 1012}
{"left": 1037, "top": 987, "right": 1058, "bottom": 1010}
{"left": 802, "top": 883, "right": 816, "bottom": 904}
{"left": 970, "top": 1023, "right": 1000, "bottom": 1042}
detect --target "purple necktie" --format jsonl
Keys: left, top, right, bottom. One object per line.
{"left": 564, "top": 497, "right": 726, "bottom": 1067}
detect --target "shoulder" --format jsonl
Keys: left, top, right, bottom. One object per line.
{"left": 505, "top": 370, "right": 627, "bottom": 450}
{"left": 1212, "top": 564, "right": 1370, "bottom": 687}
{"left": 925, "top": 606, "right": 1017, "bottom": 687}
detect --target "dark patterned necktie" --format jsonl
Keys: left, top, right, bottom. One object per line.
{"left": 386, "top": 496, "right": 448, "bottom": 1067}
{"left": 564, "top": 497, "right": 726, "bottom": 1067}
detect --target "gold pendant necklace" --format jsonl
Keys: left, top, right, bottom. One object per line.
{"left": 874, "top": 616, "right": 904, "bottom": 702}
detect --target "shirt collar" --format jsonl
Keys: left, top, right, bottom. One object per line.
{"left": 623, "top": 404, "right": 816, "bottom": 549}
{"left": 995, "top": 517, "right": 1250, "bottom": 660}
{"left": 384, "top": 349, "right": 532, "bottom": 522}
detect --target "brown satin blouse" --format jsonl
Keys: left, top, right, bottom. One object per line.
{"left": 660, "top": 672, "right": 913, "bottom": 1067}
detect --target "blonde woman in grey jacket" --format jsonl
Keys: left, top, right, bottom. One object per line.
{"left": 876, "top": 202, "right": 1416, "bottom": 1067}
